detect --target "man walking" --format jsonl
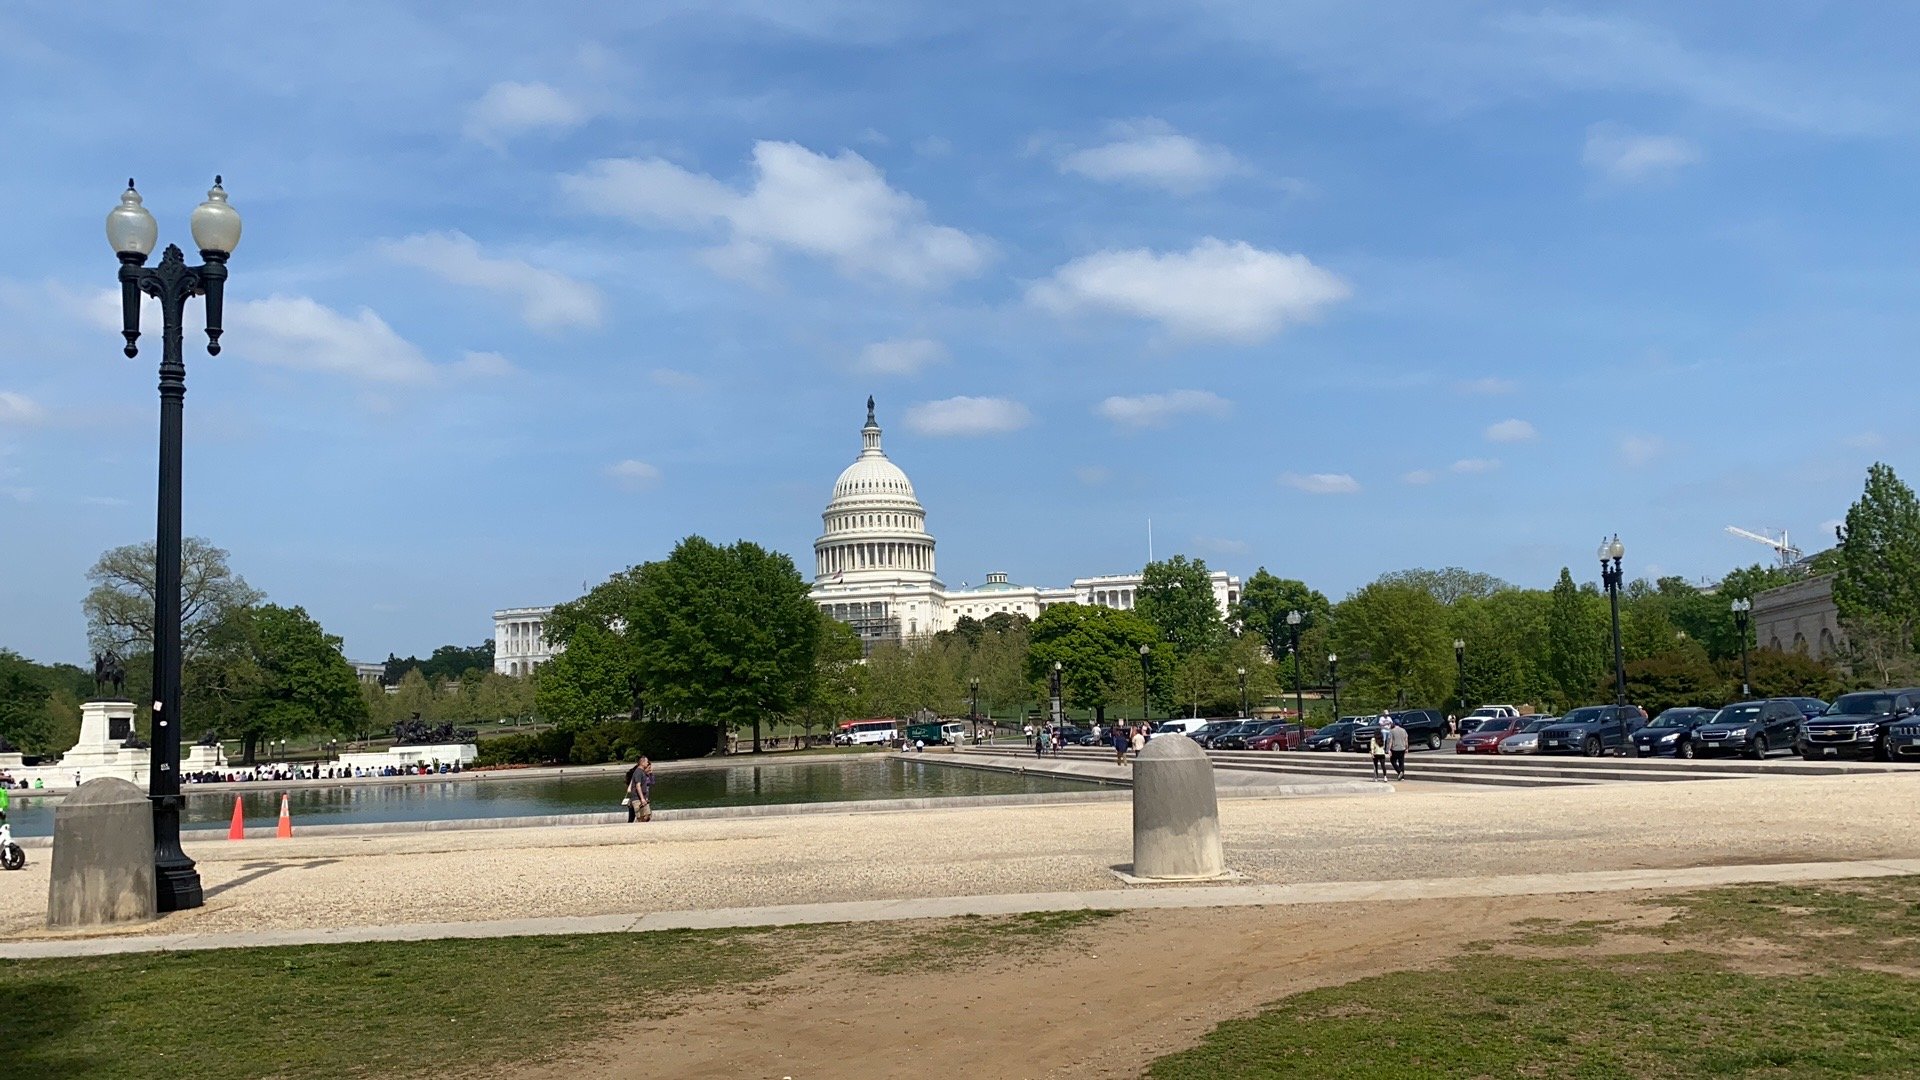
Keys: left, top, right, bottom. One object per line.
{"left": 1111, "top": 724, "right": 1130, "bottom": 766}
{"left": 1387, "top": 717, "right": 1409, "bottom": 781}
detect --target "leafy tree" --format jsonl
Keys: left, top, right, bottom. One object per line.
{"left": 535, "top": 622, "right": 641, "bottom": 728}
{"left": 1236, "top": 569, "right": 1330, "bottom": 663}
{"left": 1376, "top": 567, "right": 1510, "bottom": 606}
{"left": 1135, "top": 554, "right": 1224, "bottom": 658}
{"left": 798, "top": 617, "right": 865, "bottom": 742}
{"left": 1329, "top": 581, "right": 1454, "bottom": 710}
{"left": 185, "top": 604, "right": 367, "bottom": 763}
{"left": 1546, "top": 568, "right": 1607, "bottom": 708}
{"left": 1620, "top": 642, "right": 1724, "bottom": 715}
{"left": 1742, "top": 648, "right": 1844, "bottom": 701}
{"left": 1028, "top": 603, "right": 1164, "bottom": 724}
{"left": 1834, "top": 463, "right": 1920, "bottom": 654}
{"left": 82, "top": 537, "right": 263, "bottom": 661}
{"left": 383, "top": 641, "right": 495, "bottom": 685}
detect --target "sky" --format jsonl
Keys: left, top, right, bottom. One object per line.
{"left": 2, "top": 2, "right": 1916, "bottom": 665}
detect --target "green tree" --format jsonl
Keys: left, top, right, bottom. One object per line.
{"left": 799, "top": 617, "right": 865, "bottom": 742}
{"left": 1329, "top": 581, "right": 1454, "bottom": 710}
{"left": 535, "top": 622, "right": 641, "bottom": 728}
{"left": 1743, "top": 647, "right": 1844, "bottom": 700}
{"left": 82, "top": 537, "right": 263, "bottom": 661}
{"left": 186, "top": 604, "right": 367, "bottom": 763}
{"left": 1028, "top": 603, "right": 1163, "bottom": 725}
{"left": 1376, "top": 567, "right": 1510, "bottom": 606}
{"left": 1546, "top": 568, "right": 1607, "bottom": 708}
{"left": 1833, "top": 463, "right": 1920, "bottom": 655}
{"left": 1236, "top": 569, "right": 1330, "bottom": 663}
{"left": 1621, "top": 642, "right": 1725, "bottom": 715}
{"left": 1135, "top": 555, "right": 1224, "bottom": 658}
{"left": 383, "top": 641, "right": 495, "bottom": 685}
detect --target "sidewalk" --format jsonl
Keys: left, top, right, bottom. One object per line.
{"left": 6, "top": 856, "right": 1916, "bottom": 960}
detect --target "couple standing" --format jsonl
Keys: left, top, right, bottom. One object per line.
{"left": 625, "top": 757, "right": 655, "bottom": 822}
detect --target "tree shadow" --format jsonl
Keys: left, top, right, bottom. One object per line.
{"left": 202, "top": 858, "right": 340, "bottom": 900}
{"left": 0, "top": 979, "right": 95, "bottom": 1076}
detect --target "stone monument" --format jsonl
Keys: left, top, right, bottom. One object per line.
{"left": 47, "top": 777, "right": 156, "bottom": 929}
{"left": 1130, "top": 734, "right": 1227, "bottom": 880}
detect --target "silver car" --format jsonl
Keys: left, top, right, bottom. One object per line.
{"left": 1497, "top": 716, "right": 1561, "bottom": 754}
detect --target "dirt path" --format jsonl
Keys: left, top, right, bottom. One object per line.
{"left": 510, "top": 890, "right": 1671, "bottom": 1080}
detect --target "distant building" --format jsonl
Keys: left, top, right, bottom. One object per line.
{"left": 493, "top": 606, "right": 557, "bottom": 675}
{"left": 1751, "top": 573, "right": 1846, "bottom": 660}
{"left": 348, "top": 661, "right": 386, "bottom": 686}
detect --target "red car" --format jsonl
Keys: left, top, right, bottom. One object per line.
{"left": 1455, "top": 715, "right": 1527, "bottom": 754}
{"left": 1246, "top": 722, "right": 1316, "bottom": 751}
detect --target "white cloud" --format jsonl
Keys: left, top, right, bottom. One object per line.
{"left": 1451, "top": 457, "right": 1501, "bottom": 474}
{"left": 464, "top": 81, "right": 588, "bottom": 146}
{"left": 1583, "top": 124, "right": 1703, "bottom": 183}
{"left": 1030, "top": 238, "right": 1349, "bottom": 342}
{"left": 605, "top": 459, "right": 661, "bottom": 491}
{"left": 1619, "top": 434, "right": 1667, "bottom": 467}
{"left": 562, "top": 142, "right": 991, "bottom": 288}
{"left": 0, "top": 391, "right": 45, "bottom": 426}
{"left": 1456, "top": 377, "right": 1517, "bottom": 395}
{"left": 856, "top": 338, "right": 947, "bottom": 377}
{"left": 1484, "top": 418, "right": 1538, "bottom": 443}
{"left": 1059, "top": 118, "right": 1241, "bottom": 194}
{"left": 649, "top": 368, "right": 704, "bottom": 391}
{"left": 904, "top": 396, "right": 1032, "bottom": 437}
{"left": 454, "top": 351, "right": 516, "bottom": 378}
{"left": 1095, "top": 389, "right": 1232, "bottom": 429}
{"left": 1402, "top": 469, "right": 1438, "bottom": 486}
{"left": 1281, "top": 471, "right": 1360, "bottom": 495}
{"left": 384, "top": 231, "right": 602, "bottom": 331}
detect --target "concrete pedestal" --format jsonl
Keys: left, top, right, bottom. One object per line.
{"left": 47, "top": 777, "right": 155, "bottom": 929}
{"left": 1131, "top": 734, "right": 1227, "bottom": 880}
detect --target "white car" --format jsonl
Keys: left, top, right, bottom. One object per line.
{"left": 1458, "top": 705, "right": 1520, "bottom": 734}
{"left": 1497, "top": 716, "right": 1561, "bottom": 754}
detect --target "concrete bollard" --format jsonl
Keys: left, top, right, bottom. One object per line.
{"left": 1131, "top": 734, "right": 1226, "bottom": 880}
{"left": 47, "top": 777, "right": 155, "bottom": 929}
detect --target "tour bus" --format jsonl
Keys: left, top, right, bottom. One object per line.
{"left": 835, "top": 719, "right": 899, "bottom": 746}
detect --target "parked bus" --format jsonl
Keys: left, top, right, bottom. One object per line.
{"left": 835, "top": 719, "right": 899, "bottom": 746}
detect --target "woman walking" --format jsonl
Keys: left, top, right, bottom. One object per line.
{"left": 1369, "top": 724, "right": 1388, "bottom": 782}
{"left": 625, "top": 756, "right": 655, "bottom": 823}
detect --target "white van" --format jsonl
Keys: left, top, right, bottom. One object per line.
{"left": 1149, "top": 718, "right": 1207, "bottom": 739}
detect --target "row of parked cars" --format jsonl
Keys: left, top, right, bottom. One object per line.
{"left": 1452, "top": 690, "right": 1920, "bottom": 761}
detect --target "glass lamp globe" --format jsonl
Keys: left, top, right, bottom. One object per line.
{"left": 189, "top": 176, "right": 242, "bottom": 255}
{"left": 1609, "top": 537, "right": 1625, "bottom": 561}
{"left": 106, "top": 181, "right": 158, "bottom": 256}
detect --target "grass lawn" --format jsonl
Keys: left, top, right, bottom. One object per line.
{"left": 1150, "top": 876, "right": 1920, "bottom": 1079}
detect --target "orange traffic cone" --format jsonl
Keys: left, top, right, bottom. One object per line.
{"left": 228, "top": 796, "right": 245, "bottom": 840}
{"left": 275, "top": 793, "right": 293, "bottom": 839}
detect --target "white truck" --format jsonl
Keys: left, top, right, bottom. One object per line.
{"left": 1457, "top": 705, "right": 1520, "bottom": 735}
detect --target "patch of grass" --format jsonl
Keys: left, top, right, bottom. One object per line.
{"left": 856, "top": 909, "right": 1120, "bottom": 975}
{"left": 1151, "top": 876, "right": 1920, "bottom": 1079}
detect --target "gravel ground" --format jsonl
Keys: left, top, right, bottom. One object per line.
{"left": 4, "top": 771, "right": 1918, "bottom": 940}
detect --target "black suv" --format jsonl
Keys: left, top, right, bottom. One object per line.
{"left": 1630, "top": 707, "right": 1718, "bottom": 759}
{"left": 1303, "top": 719, "right": 1362, "bottom": 752}
{"left": 1691, "top": 700, "right": 1802, "bottom": 758}
{"left": 1348, "top": 709, "right": 1450, "bottom": 752}
{"left": 1800, "top": 689, "right": 1920, "bottom": 761}
{"left": 1537, "top": 705, "right": 1647, "bottom": 756}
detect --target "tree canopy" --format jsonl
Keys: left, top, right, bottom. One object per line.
{"left": 1028, "top": 603, "right": 1164, "bottom": 723}
{"left": 83, "top": 537, "right": 262, "bottom": 661}
{"left": 185, "top": 604, "right": 367, "bottom": 763}
{"left": 1834, "top": 462, "right": 1920, "bottom": 650}
{"left": 1134, "top": 554, "right": 1224, "bottom": 658}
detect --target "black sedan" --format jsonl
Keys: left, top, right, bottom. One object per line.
{"left": 1303, "top": 719, "right": 1361, "bottom": 752}
{"left": 1211, "top": 720, "right": 1273, "bottom": 750}
{"left": 1630, "top": 707, "right": 1718, "bottom": 758}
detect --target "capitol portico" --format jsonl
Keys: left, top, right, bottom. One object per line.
{"left": 491, "top": 398, "right": 1239, "bottom": 672}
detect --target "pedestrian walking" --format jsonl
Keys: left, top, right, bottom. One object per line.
{"left": 1035, "top": 728, "right": 1047, "bottom": 758}
{"left": 1129, "top": 725, "right": 1146, "bottom": 759}
{"left": 1388, "top": 720, "right": 1408, "bottom": 781}
{"left": 1369, "top": 726, "right": 1388, "bottom": 781}
{"left": 624, "top": 756, "right": 655, "bottom": 823}
{"left": 1110, "top": 724, "right": 1129, "bottom": 765}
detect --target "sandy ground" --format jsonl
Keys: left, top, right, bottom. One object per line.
{"left": 5, "top": 771, "right": 1920, "bottom": 940}
{"left": 508, "top": 890, "right": 1679, "bottom": 1080}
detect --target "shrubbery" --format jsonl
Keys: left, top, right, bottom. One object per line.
{"left": 474, "top": 720, "right": 715, "bottom": 767}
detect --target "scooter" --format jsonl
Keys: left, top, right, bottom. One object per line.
{"left": 0, "top": 819, "right": 25, "bottom": 871}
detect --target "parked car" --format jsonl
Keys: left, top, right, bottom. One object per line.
{"left": 1456, "top": 715, "right": 1528, "bottom": 754}
{"left": 1348, "top": 709, "right": 1451, "bottom": 752}
{"left": 1497, "top": 716, "right": 1563, "bottom": 754}
{"left": 1691, "top": 700, "right": 1803, "bottom": 758}
{"left": 1456, "top": 705, "right": 1520, "bottom": 735}
{"left": 1629, "top": 707, "right": 1719, "bottom": 758}
{"left": 1188, "top": 719, "right": 1245, "bottom": 749}
{"left": 1246, "top": 722, "right": 1315, "bottom": 751}
{"left": 1537, "top": 705, "right": 1647, "bottom": 756}
{"left": 1210, "top": 720, "right": 1273, "bottom": 751}
{"left": 1303, "top": 719, "right": 1362, "bottom": 752}
{"left": 1885, "top": 701, "right": 1920, "bottom": 761}
{"left": 1799, "top": 689, "right": 1920, "bottom": 760}
{"left": 1787, "top": 697, "right": 1831, "bottom": 723}
{"left": 1149, "top": 718, "right": 1209, "bottom": 740}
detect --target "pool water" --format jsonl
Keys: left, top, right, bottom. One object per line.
{"left": 2, "top": 756, "right": 1099, "bottom": 837}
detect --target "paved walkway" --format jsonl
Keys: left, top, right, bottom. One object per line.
{"left": 7, "top": 856, "right": 1916, "bottom": 960}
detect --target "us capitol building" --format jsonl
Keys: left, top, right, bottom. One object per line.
{"left": 494, "top": 399, "right": 1239, "bottom": 673}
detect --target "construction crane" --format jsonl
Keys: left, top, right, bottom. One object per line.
{"left": 1725, "top": 526, "right": 1803, "bottom": 569}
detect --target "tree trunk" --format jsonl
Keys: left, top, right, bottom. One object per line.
{"left": 242, "top": 731, "right": 258, "bottom": 765}
{"left": 1094, "top": 704, "right": 1106, "bottom": 726}
{"left": 752, "top": 715, "right": 762, "bottom": 754}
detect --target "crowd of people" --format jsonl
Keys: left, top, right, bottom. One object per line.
{"left": 1026, "top": 722, "right": 1152, "bottom": 764}
{"left": 183, "top": 761, "right": 465, "bottom": 784}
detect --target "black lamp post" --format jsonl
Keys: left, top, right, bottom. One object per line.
{"left": 969, "top": 676, "right": 980, "bottom": 741}
{"left": 1328, "top": 653, "right": 1340, "bottom": 721}
{"left": 1286, "top": 611, "right": 1304, "bottom": 725}
{"left": 1453, "top": 638, "right": 1466, "bottom": 728}
{"left": 1730, "top": 598, "right": 1752, "bottom": 697}
{"left": 1138, "top": 644, "right": 1151, "bottom": 725}
{"left": 1599, "top": 534, "right": 1628, "bottom": 750}
{"left": 1049, "top": 660, "right": 1063, "bottom": 732}
{"left": 108, "top": 178, "right": 241, "bottom": 914}
{"left": 1237, "top": 666, "right": 1248, "bottom": 719}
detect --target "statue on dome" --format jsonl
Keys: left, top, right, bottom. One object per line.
{"left": 866, "top": 395, "right": 876, "bottom": 426}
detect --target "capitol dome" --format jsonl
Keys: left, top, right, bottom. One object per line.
{"left": 814, "top": 398, "right": 938, "bottom": 585}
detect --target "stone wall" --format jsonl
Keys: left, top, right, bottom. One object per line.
{"left": 1752, "top": 573, "right": 1846, "bottom": 660}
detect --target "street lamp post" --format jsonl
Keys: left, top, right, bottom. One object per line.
{"left": 969, "top": 676, "right": 980, "bottom": 742}
{"left": 1138, "top": 644, "right": 1151, "bottom": 726}
{"left": 1237, "top": 667, "right": 1248, "bottom": 719}
{"left": 1599, "top": 534, "right": 1628, "bottom": 751}
{"left": 1286, "top": 611, "right": 1304, "bottom": 725}
{"left": 1453, "top": 638, "right": 1466, "bottom": 729}
{"left": 1049, "top": 660, "right": 1063, "bottom": 732}
{"left": 1328, "top": 654, "right": 1339, "bottom": 721}
{"left": 108, "top": 178, "right": 241, "bottom": 913}
{"left": 1731, "top": 598, "right": 1753, "bottom": 697}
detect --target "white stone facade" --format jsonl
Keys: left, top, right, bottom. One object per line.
{"left": 1752, "top": 573, "right": 1847, "bottom": 660}
{"left": 493, "top": 606, "right": 557, "bottom": 675}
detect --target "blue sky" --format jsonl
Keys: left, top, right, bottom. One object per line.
{"left": 2, "top": 2, "right": 1915, "bottom": 664}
